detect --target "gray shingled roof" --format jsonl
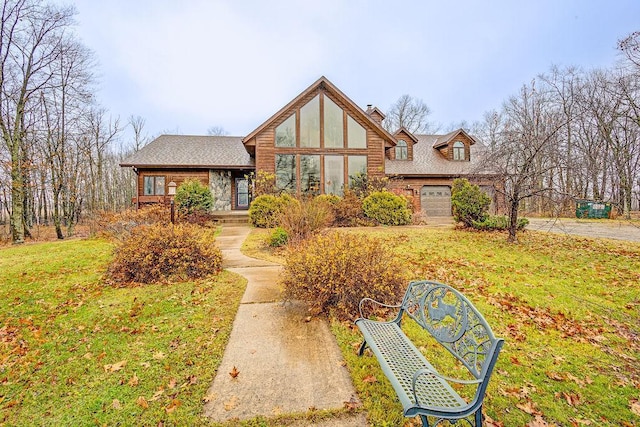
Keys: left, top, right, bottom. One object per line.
{"left": 385, "top": 134, "right": 492, "bottom": 176}
{"left": 120, "top": 135, "right": 254, "bottom": 168}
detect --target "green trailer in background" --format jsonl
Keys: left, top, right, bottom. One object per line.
{"left": 576, "top": 200, "right": 612, "bottom": 219}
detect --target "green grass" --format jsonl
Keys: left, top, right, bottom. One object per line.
{"left": 0, "top": 238, "right": 246, "bottom": 426}
{"left": 245, "top": 227, "right": 640, "bottom": 426}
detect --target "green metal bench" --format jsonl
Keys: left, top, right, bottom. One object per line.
{"left": 355, "top": 280, "right": 504, "bottom": 427}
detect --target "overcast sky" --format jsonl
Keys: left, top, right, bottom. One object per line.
{"left": 69, "top": 0, "right": 639, "bottom": 142}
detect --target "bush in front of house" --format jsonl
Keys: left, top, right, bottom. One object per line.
{"left": 472, "top": 215, "right": 529, "bottom": 231}
{"left": 248, "top": 193, "right": 298, "bottom": 228}
{"left": 278, "top": 197, "right": 334, "bottom": 246}
{"left": 281, "top": 231, "right": 406, "bottom": 321}
{"left": 451, "top": 178, "right": 491, "bottom": 227}
{"left": 362, "top": 191, "right": 412, "bottom": 225}
{"left": 97, "top": 205, "right": 169, "bottom": 241}
{"left": 268, "top": 226, "right": 289, "bottom": 247}
{"left": 174, "top": 179, "right": 214, "bottom": 215}
{"left": 107, "top": 223, "right": 222, "bottom": 285}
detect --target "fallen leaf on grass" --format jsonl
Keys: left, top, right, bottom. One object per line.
{"left": 516, "top": 399, "right": 541, "bottom": 416}
{"left": 362, "top": 375, "right": 377, "bottom": 383}
{"left": 545, "top": 371, "right": 565, "bottom": 381}
{"left": 168, "top": 378, "right": 177, "bottom": 389}
{"left": 631, "top": 398, "right": 640, "bottom": 416}
{"left": 128, "top": 373, "right": 139, "bottom": 387}
{"left": 526, "top": 415, "right": 550, "bottom": 427}
{"left": 112, "top": 399, "right": 122, "bottom": 410}
{"left": 343, "top": 396, "right": 361, "bottom": 410}
{"left": 165, "top": 399, "right": 180, "bottom": 414}
{"left": 104, "top": 360, "right": 127, "bottom": 372}
{"left": 484, "top": 414, "right": 504, "bottom": 427}
{"left": 153, "top": 351, "right": 165, "bottom": 360}
{"left": 149, "top": 389, "right": 165, "bottom": 402}
{"left": 136, "top": 396, "right": 149, "bottom": 409}
{"left": 562, "top": 391, "right": 581, "bottom": 406}
{"left": 229, "top": 366, "right": 240, "bottom": 379}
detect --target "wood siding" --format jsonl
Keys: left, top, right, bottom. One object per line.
{"left": 136, "top": 168, "right": 209, "bottom": 205}
{"left": 250, "top": 86, "right": 387, "bottom": 193}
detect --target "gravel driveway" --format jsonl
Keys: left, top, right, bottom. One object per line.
{"left": 525, "top": 217, "right": 640, "bottom": 242}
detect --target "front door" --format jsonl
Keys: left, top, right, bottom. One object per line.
{"left": 235, "top": 178, "right": 250, "bottom": 209}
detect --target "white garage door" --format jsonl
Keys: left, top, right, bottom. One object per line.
{"left": 421, "top": 186, "right": 452, "bottom": 216}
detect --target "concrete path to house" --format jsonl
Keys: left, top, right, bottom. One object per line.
{"left": 204, "top": 225, "right": 366, "bottom": 426}
{"left": 526, "top": 217, "right": 640, "bottom": 242}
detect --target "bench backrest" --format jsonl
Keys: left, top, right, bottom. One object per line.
{"left": 400, "top": 280, "right": 501, "bottom": 380}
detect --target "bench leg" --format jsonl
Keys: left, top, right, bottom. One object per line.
{"left": 474, "top": 406, "right": 482, "bottom": 426}
{"left": 419, "top": 415, "right": 430, "bottom": 426}
{"left": 358, "top": 340, "right": 368, "bottom": 356}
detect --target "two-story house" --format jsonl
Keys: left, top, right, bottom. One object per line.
{"left": 120, "top": 76, "right": 499, "bottom": 216}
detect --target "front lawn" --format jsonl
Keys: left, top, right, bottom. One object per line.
{"left": 246, "top": 227, "right": 640, "bottom": 426}
{"left": 0, "top": 238, "right": 246, "bottom": 426}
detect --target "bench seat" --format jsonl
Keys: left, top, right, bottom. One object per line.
{"left": 356, "top": 318, "right": 467, "bottom": 417}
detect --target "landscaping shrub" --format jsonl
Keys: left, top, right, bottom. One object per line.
{"left": 472, "top": 215, "right": 529, "bottom": 231}
{"left": 349, "top": 172, "right": 389, "bottom": 198}
{"left": 107, "top": 223, "right": 222, "bottom": 285}
{"left": 451, "top": 178, "right": 491, "bottom": 227}
{"left": 251, "top": 170, "right": 278, "bottom": 197}
{"left": 281, "top": 231, "right": 406, "bottom": 321}
{"left": 332, "top": 190, "right": 371, "bottom": 227}
{"left": 362, "top": 191, "right": 412, "bottom": 225}
{"left": 174, "top": 179, "right": 214, "bottom": 215}
{"left": 278, "top": 197, "right": 333, "bottom": 246}
{"left": 97, "top": 205, "right": 169, "bottom": 241}
{"left": 268, "top": 227, "right": 289, "bottom": 247}
{"left": 248, "top": 193, "right": 298, "bottom": 228}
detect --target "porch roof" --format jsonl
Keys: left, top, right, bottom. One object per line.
{"left": 120, "top": 135, "right": 254, "bottom": 169}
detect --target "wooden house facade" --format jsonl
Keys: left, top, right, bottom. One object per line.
{"left": 121, "top": 76, "right": 501, "bottom": 216}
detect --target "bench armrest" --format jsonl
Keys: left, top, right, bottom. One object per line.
{"left": 358, "top": 297, "right": 402, "bottom": 319}
{"left": 412, "top": 367, "right": 482, "bottom": 407}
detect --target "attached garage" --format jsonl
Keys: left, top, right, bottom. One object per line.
{"left": 421, "top": 185, "right": 451, "bottom": 216}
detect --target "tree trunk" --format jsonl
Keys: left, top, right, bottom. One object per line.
{"left": 508, "top": 199, "right": 519, "bottom": 243}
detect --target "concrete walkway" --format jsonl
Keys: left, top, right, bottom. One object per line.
{"left": 204, "top": 226, "right": 366, "bottom": 426}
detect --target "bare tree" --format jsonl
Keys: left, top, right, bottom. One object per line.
{"left": 484, "top": 81, "right": 564, "bottom": 242}
{"left": 128, "top": 115, "right": 149, "bottom": 151}
{"left": 0, "top": 0, "right": 76, "bottom": 243}
{"left": 207, "top": 125, "right": 228, "bottom": 136}
{"left": 383, "top": 94, "right": 433, "bottom": 134}
{"left": 618, "top": 31, "right": 640, "bottom": 71}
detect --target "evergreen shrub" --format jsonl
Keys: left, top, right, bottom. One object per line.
{"left": 362, "top": 191, "right": 412, "bottom": 225}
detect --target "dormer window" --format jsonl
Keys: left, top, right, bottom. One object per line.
{"left": 396, "top": 140, "right": 408, "bottom": 160}
{"left": 453, "top": 141, "right": 465, "bottom": 161}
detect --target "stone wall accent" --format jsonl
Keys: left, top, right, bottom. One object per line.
{"left": 210, "top": 170, "right": 232, "bottom": 211}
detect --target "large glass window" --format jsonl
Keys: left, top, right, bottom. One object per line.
{"left": 324, "top": 155, "right": 344, "bottom": 196}
{"left": 347, "top": 115, "right": 366, "bottom": 148}
{"left": 396, "top": 140, "right": 408, "bottom": 160}
{"left": 143, "top": 176, "right": 165, "bottom": 196}
{"left": 275, "top": 154, "right": 296, "bottom": 192}
{"left": 300, "top": 95, "right": 320, "bottom": 148}
{"left": 348, "top": 156, "right": 367, "bottom": 188}
{"left": 275, "top": 114, "right": 296, "bottom": 147}
{"left": 301, "top": 155, "right": 321, "bottom": 195}
{"left": 324, "top": 97, "right": 343, "bottom": 148}
{"left": 453, "top": 141, "right": 465, "bottom": 161}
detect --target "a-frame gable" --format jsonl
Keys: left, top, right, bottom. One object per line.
{"left": 243, "top": 76, "right": 396, "bottom": 147}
